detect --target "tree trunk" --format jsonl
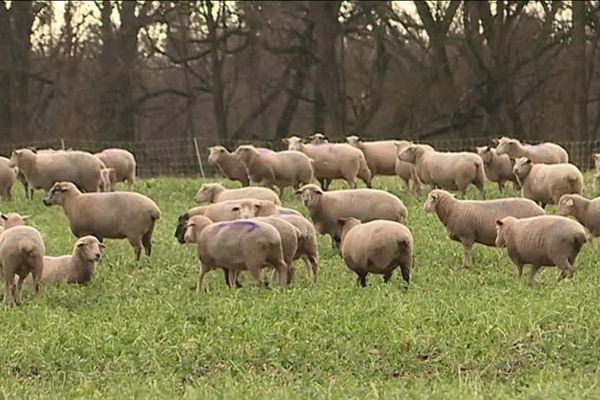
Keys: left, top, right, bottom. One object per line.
{"left": 573, "top": 0, "right": 588, "bottom": 142}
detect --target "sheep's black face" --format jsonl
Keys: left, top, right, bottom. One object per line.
{"left": 175, "top": 214, "right": 188, "bottom": 244}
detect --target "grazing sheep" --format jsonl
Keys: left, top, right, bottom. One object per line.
{"left": 495, "top": 215, "right": 587, "bottom": 282}
{"left": 232, "top": 145, "right": 314, "bottom": 197}
{"left": 208, "top": 146, "right": 250, "bottom": 187}
{"left": 10, "top": 148, "right": 104, "bottom": 194}
{"left": 194, "top": 183, "right": 280, "bottom": 205}
{"left": 283, "top": 136, "right": 372, "bottom": 190}
{"left": 40, "top": 236, "right": 104, "bottom": 284}
{"left": 338, "top": 218, "right": 413, "bottom": 288}
{"left": 475, "top": 146, "right": 519, "bottom": 192}
{"left": 394, "top": 141, "right": 422, "bottom": 196}
{"left": 94, "top": 148, "right": 136, "bottom": 191}
{"left": 595, "top": 174, "right": 600, "bottom": 196}
{"left": 295, "top": 184, "right": 407, "bottom": 249}
{"left": 99, "top": 168, "right": 117, "bottom": 192}
{"left": 512, "top": 157, "right": 583, "bottom": 208}
{"left": 0, "top": 221, "right": 45, "bottom": 305}
{"left": 309, "top": 133, "right": 329, "bottom": 144}
{"left": 0, "top": 157, "right": 16, "bottom": 201}
{"left": 398, "top": 144, "right": 486, "bottom": 198}
{"left": 556, "top": 194, "right": 600, "bottom": 237}
{"left": 42, "top": 182, "right": 160, "bottom": 260}
{"left": 494, "top": 137, "right": 568, "bottom": 164}
{"left": 423, "top": 189, "right": 545, "bottom": 267}
{"left": 277, "top": 214, "right": 319, "bottom": 283}
{"left": 183, "top": 215, "right": 288, "bottom": 293}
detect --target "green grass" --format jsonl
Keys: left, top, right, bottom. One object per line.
{"left": 1, "top": 175, "right": 600, "bottom": 399}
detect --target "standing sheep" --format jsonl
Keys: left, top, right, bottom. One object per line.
{"left": 309, "top": 133, "right": 329, "bottom": 144}
{"left": 0, "top": 157, "right": 17, "bottom": 201}
{"left": 194, "top": 183, "right": 280, "bottom": 205}
{"left": 394, "top": 141, "right": 423, "bottom": 196}
{"left": 277, "top": 214, "right": 319, "bottom": 283}
{"left": 338, "top": 218, "right": 413, "bottom": 288}
{"left": 232, "top": 145, "right": 314, "bottom": 198}
{"left": 512, "top": 157, "right": 583, "bottom": 208}
{"left": 345, "top": 136, "right": 400, "bottom": 184}
{"left": 283, "top": 136, "right": 372, "bottom": 190}
{"left": 42, "top": 182, "right": 160, "bottom": 260}
{"left": 494, "top": 137, "right": 568, "bottom": 164}
{"left": 423, "top": 189, "right": 545, "bottom": 267}
{"left": 556, "top": 194, "right": 600, "bottom": 237}
{"left": 183, "top": 215, "right": 288, "bottom": 293}
{"left": 475, "top": 146, "right": 519, "bottom": 192}
{"left": 295, "top": 184, "right": 407, "bottom": 249}
{"left": 208, "top": 146, "right": 250, "bottom": 187}
{"left": 495, "top": 215, "right": 588, "bottom": 282}
{"left": 40, "top": 236, "right": 104, "bottom": 284}
{"left": 94, "top": 148, "right": 136, "bottom": 191}
{"left": 398, "top": 144, "right": 486, "bottom": 198}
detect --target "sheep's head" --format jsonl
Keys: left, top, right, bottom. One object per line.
{"left": 309, "top": 133, "right": 329, "bottom": 145}
{"left": 208, "top": 146, "right": 229, "bottom": 165}
{"left": 295, "top": 184, "right": 323, "bottom": 208}
{"left": 282, "top": 136, "right": 304, "bottom": 151}
{"left": 183, "top": 215, "right": 213, "bottom": 243}
{"left": 495, "top": 217, "right": 512, "bottom": 247}
{"left": 231, "top": 145, "right": 259, "bottom": 163}
{"left": 43, "top": 182, "right": 79, "bottom": 206}
{"left": 75, "top": 235, "right": 105, "bottom": 262}
{"left": 194, "top": 183, "right": 224, "bottom": 203}
{"left": 237, "top": 199, "right": 275, "bottom": 219}
{"left": 556, "top": 194, "right": 577, "bottom": 216}
{"left": 345, "top": 136, "right": 361, "bottom": 147}
{"left": 512, "top": 157, "right": 533, "bottom": 179}
{"left": 0, "top": 213, "right": 29, "bottom": 229}
{"left": 475, "top": 146, "right": 493, "bottom": 163}
{"left": 335, "top": 217, "right": 361, "bottom": 248}
{"left": 423, "top": 189, "right": 450, "bottom": 213}
{"left": 397, "top": 145, "right": 418, "bottom": 163}
{"left": 9, "top": 149, "right": 32, "bottom": 168}
{"left": 494, "top": 137, "right": 520, "bottom": 156}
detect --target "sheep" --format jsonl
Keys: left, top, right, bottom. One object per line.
{"left": 595, "top": 174, "right": 600, "bottom": 196}
{"left": 345, "top": 136, "right": 399, "bottom": 180}
{"left": 338, "top": 218, "right": 413, "bottom": 288}
{"left": 0, "top": 220, "right": 45, "bottom": 305}
{"left": 556, "top": 194, "right": 600, "bottom": 237}
{"left": 99, "top": 168, "right": 117, "bottom": 192}
{"left": 40, "top": 236, "right": 104, "bottom": 284}
{"left": 512, "top": 157, "right": 583, "bottom": 208}
{"left": 283, "top": 136, "right": 372, "bottom": 190}
{"left": 42, "top": 181, "right": 160, "bottom": 260}
{"left": 208, "top": 146, "right": 250, "bottom": 187}
{"left": 309, "top": 133, "right": 329, "bottom": 144}
{"left": 0, "top": 157, "right": 16, "bottom": 201}
{"left": 232, "top": 145, "right": 314, "bottom": 198}
{"left": 595, "top": 154, "right": 600, "bottom": 172}
{"left": 423, "top": 189, "right": 545, "bottom": 267}
{"left": 183, "top": 215, "right": 288, "bottom": 293}
{"left": 16, "top": 168, "right": 33, "bottom": 199}
{"left": 94, "top": 148, "right": 136, "bottom": 191}
{"left": 495, "top": 215, "right": 588, "bottom": 282}
{"left": 0, "top": 213, "right": 29, "bottom": 232}
{"left": 194, "top": 183, "right": 280, "bottom": 205}
{"left": 10, "top": 148, "right": 104, "bottom": 194}
{"left": 494, "top": 137, "right": 568, "bottom": 164}
{"left": 398, "top": 144, "right": 486, "bottom": 198}
{"left": 394, "top": 141, "right": 422, "bottom": 196}
{"left": 475, "top": 146, "right": 519, "bottom": 192}
{"left": 277, "top": 214, "right": 319, "bottom": 283}
{"left": 295, "top": 184, "right": 407, "bottom": 249}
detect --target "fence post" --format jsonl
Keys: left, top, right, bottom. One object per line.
{"left": 60, "top": 138, "right": 65, "bottom": 150}
{"left": 193, "top": 137, "right": 206, "bottom": 178}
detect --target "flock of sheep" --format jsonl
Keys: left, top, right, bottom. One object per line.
{"left": 0, "top": 134, "right": 599, "bottom": 305}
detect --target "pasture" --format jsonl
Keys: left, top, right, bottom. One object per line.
{"left": 1, "top": 176, "right": 600, "bottom": 399}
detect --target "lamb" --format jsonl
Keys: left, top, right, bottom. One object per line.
{"left": 394, "top": 141, "right": 422, "bottom": 196}
{"left": 232, "top": 145, "right": 314, "bottom": 198}
{"left": 309, "top": 133, "right": 329, "bottom": 144}
{"left": 194, "top": 183, "right": 280, "bottom": 205}
{"left": 494, "top": 137, "right": 568, "bottom": 164}
{"left": 495, "top": 215, "right": 587, "bottom": 282}
{"left": 0, "top": 156, "right": 17, "bottom": 201}
{"left": 423, "top": 189, "right": 545, "bottom": 267}
{"left": 512, "top": 157, "right": 583, "bottom": 208}
{"left": 398, "top": 144, "right": 486, "bottom": 198}
{"left": 40, "top": 236, "right": 104, "bottom": 284}
{"left": 475, "top": 146, "right": 519, "bottom": 192}
{"left": 94, "top": 148, "right": 136, "bottom": 191}
{"left": 183, "top": 215, "right": 288, "bottom": 292}
{"left": 99, "top": 168, "right": 117, "bottom": 192}
{"left": 338, "top": 218, "right": 413, "bottom": 288}
{"left": 0, "top": 219, "right": 45, "bottom": 305}
{"left": 556, "top": 194, "right": 600, "bottom": 237}
{"left": 42, "top": 181, "right": 160, "bottom": 260}
{"left": 277, "top": 214, "right": 319, "bottom": 283}
{"left": 295, "top": 184, "right": 407, "bottom": 249}
{"left": 208, "top": 146, "right": 250, "bottom": 187}
{"left": 10, "top": 148, "right": 104, "bottom": 194}
{"left": 283, "top": 136, "right": 372, "bottom": 190}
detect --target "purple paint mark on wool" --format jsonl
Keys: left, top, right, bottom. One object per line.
{"left": 218, "top": 220, "right": 258, "bottom": 232}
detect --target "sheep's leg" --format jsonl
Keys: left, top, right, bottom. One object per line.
{"left": 14, "top": 275, "right": 25, "bottom": 305}
{"left": 127, "top": 177, "right": 134, "bottom": 191}
{"left": 557, "top": 260, "right": 574, "bottom": 281}
{"left": 516, "top": 264, "right": 524, "bottom": 280}
{"left": 498, "top": 181, "right": 505, "bottom": 193}
{"left": 356, "top": 271, "right": 367, "bottom": 288}
{"left": 528, "top": 265, "right": 541, "bottom": 284}
{"left": 247, "top": 265, "right": 267, "bottom": 288}
{"left": 4, "top": 276, "right": 14, "bottom": 306}
{"left": 301, "top": 255, "right": 316, "bottom": 283}
{"left": 196, "top": 262, "right": 211, "bottom": 294}
{"left": 31, "top": 268, "right": 41, "bottom": 301}
{"left": 142, "top": 231, "right": 153, "bottom": 257}
{"left": 347, "top": 177, "right": 358, "bottom": 189}
{"left": 400, "top": 264, "right": 410, "bottom": 289}
{"left": 309, "top": 255, "right": 319, "bottom": 283}
{"left": 383, "top": 270, "right": 393, "bottom": 283}
{"left": 462, "top": 242, "right": 473, "bottom": 268}
{"left": 277, "top": 186, "right": 286, "bottom": 199}
{"left": 129, "top": 237, "right": 142, "bottom": 261}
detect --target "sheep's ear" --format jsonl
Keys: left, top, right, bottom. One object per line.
{"left": 595, "top": 154, "right": 600, "bottom": 161}
{"left": 281, "top": 138, "right": 289, "bottom": 144}
{"left": 394, "top": 141, "right": 400, "bottom": 148}
{"left": 492, "top": 138, "right": 499, "bottom": 145}
{"left": 294, "top": 189, "right": 303, "bottom": 195}
{"left": 0, "top": 214, "right": 7, "bottom": 221}
{"left": 76, "top": 240, "right": 86, "bottom": 247}
{"left": 485, "top": 146, "right": 490, "bottom": 151}
{"left": 21, "top": 215, "right": 29, "bottom": 221}
{"left": 525, "top": 159, "right": 533, "bottom": 165}
{"left": 496, "top": 219, "right": 504, "bottom": 226}
{"left": 99, "top": 243, "right": 106, "bottom": 249}
{"left": 313, "top": 187, "right": 324, "bottom": 195}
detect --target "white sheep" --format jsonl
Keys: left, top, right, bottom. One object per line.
{"left": 42, "top": 181, "right": 160, "bottom": 260}
{"left": 194, "top": 183, "right": 280, "bottom": 205}
{"left": 208, "top": 146, "right": 250, "bottom": 187}
{"left": 475, "top": 146, "right": 519, "bottom": 192}
{"left": 495, "top": 215, "right": 588, "bottom": 282}
{"left": 40, "top": 236, "right": 104, "bottom": 284}
{"left": 308, "top": 133, "right": 329, "bottom": 144}
{"left": 512, "top": 157, "right": 583, "bottom": 208}
{"left": 183, "top": 215, "right": 288, "bottom": 292}
{"left": 283, "top": 136, "right": 372, "bottom": 190}
{"left": 0, "top": 157, "right": 17, "bottom": 201}
{"left": 556, "top": 194, "right": 600, "bottom": 237}
{"left": 423, "top": 189, "right": 545, "bottom": 267}
{"left": 338, "top": 218, "right": 413, "bottom": 288}
{"left": 398, "top": 144, "right": 486, "bottom": 198}
{"left": 494, "top": 137, "right": 568, "bottom": 164}
{"left": 94, "top": 148, "right": 136, "bottom": 191}
{"left": 346, "top": 136, "right": 399, "bottom": 182}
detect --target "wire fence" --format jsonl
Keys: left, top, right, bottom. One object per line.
{"left": 0, "top": 136, "right": 598, "bottom": 178}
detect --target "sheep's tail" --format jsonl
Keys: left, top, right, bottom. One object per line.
{"left": 150, "top": 207, "right": 161, "bottom": 221}
{"left": 18, "top": 238, "right": 39, "bottom": 258}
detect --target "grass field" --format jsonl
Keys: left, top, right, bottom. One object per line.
{"left": 1, "top": 176, "right": 600, "bottom": 399}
